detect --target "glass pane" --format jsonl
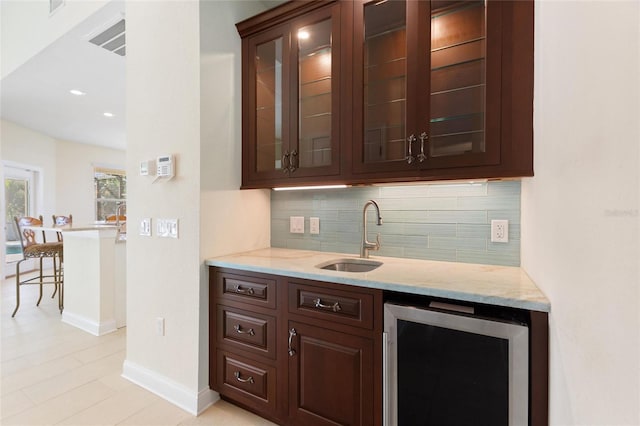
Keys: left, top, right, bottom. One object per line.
{"left": 94, "top": 170, "right": 126, "bottom": 221}
{"left": 298, "top": 18, "right": 332, "bottom": 169}
{"left": 5, "top": 178, "right": 29, "bottom": 250}
{"left": 255, "top": 37, "right": 283, "bottom": 172}
{"left": 430, "top": 0, "right": 486, "bottom": 157}
{"left": 363, "top": 0, "right": 407, "bottom": 164}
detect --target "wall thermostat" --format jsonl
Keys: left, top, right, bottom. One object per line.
{"left": 156, "top": 155, "right": 175, "bottom": 179}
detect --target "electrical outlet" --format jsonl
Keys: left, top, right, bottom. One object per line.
{"left": 491, "top": 220, "right": 509, "bottom": 243}
{"left": 290, "top": 216, "right": 304, "bottom": 234}
{"left": 310, "top": 217, "right": 320, "bottom": 235}
{"left": 156, "top": 317, "right": 165, "bottom": 336}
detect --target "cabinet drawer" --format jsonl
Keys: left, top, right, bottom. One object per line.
{"left": 217, "top": 272, "right": 277, "bottom": 309}
{"left": 217, "top": 305, "right": 276, "bottom": 359}
{"left": 217, "top": 350, "right": 277, "bottom": 414}
{"left": 288, "top": 283, "right": 374, "bottom": 329}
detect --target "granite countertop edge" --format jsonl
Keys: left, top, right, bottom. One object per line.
{"left": 205, "top": 248, "right": 550, "bottom": 313}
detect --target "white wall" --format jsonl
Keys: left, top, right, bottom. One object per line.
{"left": 2, "top": 119, "right": 58, "bottom": 221}
{"left": 0, "top": 0, "right": 110, "bottom": 79}
{"left": 124, "top": 0, "right": 270, "bottom": 414}
{"left": 56, "top": 139, "right": 125, "bottom": 224}
{"left": 198, "top": 0, "right": 271, "bottom": 389}
{"left": 521, "top": 1, "right": 640, "bottom": 424}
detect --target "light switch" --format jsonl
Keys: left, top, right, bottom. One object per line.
{"left": 157, "top": 218, "right": 178, "bottom": 238}
{"left": 310, "top": 217, "right": 320, "bottom": 235}
{"left": 139, "top": 218, "right": 152, "bottom": 236}
{"left": 290, "top": 216, "right": 304, "bottom": 234}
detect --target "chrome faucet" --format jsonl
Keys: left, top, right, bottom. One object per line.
{"left": 361, "top": 200, "right": 383, "bottom": 259}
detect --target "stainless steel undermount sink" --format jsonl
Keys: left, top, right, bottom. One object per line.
{"left": 316, "top": 258, "right": 383, "bottom": 273}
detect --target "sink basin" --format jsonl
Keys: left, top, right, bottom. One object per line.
{"left": 316, "top": 258, "right": 382, "bottom": 273}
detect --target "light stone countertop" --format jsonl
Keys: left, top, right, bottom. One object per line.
{"left": 205, "top": 247, "right": 550, "bottom": 312}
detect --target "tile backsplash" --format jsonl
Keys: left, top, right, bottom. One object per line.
{"left": 271, "top": 180, "right": 521, "bottom": 266}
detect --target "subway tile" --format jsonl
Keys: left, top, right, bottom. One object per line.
{"left": 487, "top": 180, "right": 521, "bottom": 196}
{"left": 456, "top": 195, "right": 520, "bottom": 211}
{"left": 404, "top": 247, "right": 457, "bottom": 262}
{"left": 429, "top": 236, "right": 487, "bottom": 251}
{"left": 271, "top": 180, "right": 521, "bottom": 267}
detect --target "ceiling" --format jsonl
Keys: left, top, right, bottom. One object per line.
{"left": 1, "top": 1, "right": 126, "bottom": 151}
{"left": 0, "top": 0, "right": 286, "bottom": 152}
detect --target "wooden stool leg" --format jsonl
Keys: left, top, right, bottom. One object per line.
{"left": 12, "top": 260, "right": 23, "bottom": 317}
{"left": 36, "top": 258, "right": 44, "bottom": 306}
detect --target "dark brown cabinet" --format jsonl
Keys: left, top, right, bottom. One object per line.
{"left": 238, "top": 2, "right": 343, "bottom": 188}
{"left": 237, "top": 0, "right": 533, "bottom": 188}
{"left": 209, "top": 267, "right": 383, "bottom": 425}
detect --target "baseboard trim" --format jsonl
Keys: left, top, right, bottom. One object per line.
{"left": 122, "top": 360, "right": 219, "bottom": 415}
{"left": 62, "top": 311, "right": 116, "bottom": 336}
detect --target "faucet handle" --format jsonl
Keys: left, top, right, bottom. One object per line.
{"left": 375, "top": 233, "right": 381, "bottom": 250}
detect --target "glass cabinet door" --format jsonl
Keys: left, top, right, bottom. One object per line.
{"left": 353, "top": 0, "right": 500, "bottom": 175}
{"left": 360, "top": 0, "right": 409, "bottom": 168}
{"left": 290, "top": 4, "right": 341, "bottom": 178}
{"left": 248, "top": 27, "right": 290, "bottom": 179}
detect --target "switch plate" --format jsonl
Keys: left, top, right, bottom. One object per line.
{"left": 310, "top": 217, "right": 320, "bottom": 234}
{"left": 157, "top": 219, "right": 179, "bottom": 238}
{"left": 491, "top": 220, "right": 509, "bottom": 243}
{"left": 290, "top": 216, "right": 304, "bottom": 234}
{"left": 139, "top": 218, "right": 151, "bottom": 236}
{"left": 156, "top": 317, "right": 165, "bottom": 336}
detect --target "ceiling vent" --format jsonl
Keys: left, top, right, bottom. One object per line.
{"left": 50, "top": 0, "right": 64, "bottom": 14}
{"left": 89, "top": 19, "right": 126, "bottom": 57}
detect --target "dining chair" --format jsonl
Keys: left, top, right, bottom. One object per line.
{"left": 12, "top": 216, "right": 64, "bottom": 317}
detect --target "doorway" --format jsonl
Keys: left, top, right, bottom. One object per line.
{"left": 2, "top": 163, "right": 38, "bottom": 278}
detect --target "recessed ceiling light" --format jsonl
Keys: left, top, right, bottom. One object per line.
{"left": 103, "top": 112, "right": 115, "bottom": 118}
{"left": 297, "top": 30, "right": 309, "bottom": 40}
{"left": 69, "top": 89, "right": 86, "bottom": 96}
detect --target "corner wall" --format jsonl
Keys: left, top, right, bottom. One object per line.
{"left": 124, "top": 0, "right": 270, "bottom": 414}
{"left": 521, "top": 2, "right": 640, "bottom": 423}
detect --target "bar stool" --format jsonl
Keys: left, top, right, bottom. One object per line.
{"left": 12, "top": 216, "right": 64, "bottom": 317}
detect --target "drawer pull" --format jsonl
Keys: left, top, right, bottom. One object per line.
{"left": 234, "top": 285, "right": 254, "bottom": 295}
{"left": 314, "top": 298, "right": 342, "bottom": 313}
{"left": 234, "top": 324, "right": 255, "bottom": 336}
{"left": 234, "top": 371, "right": 255, "bottom": 384}
{"left": 288, "top": 328, "right": 297, "bottom": 356}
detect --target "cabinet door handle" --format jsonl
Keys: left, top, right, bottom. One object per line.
{"left": 288, "top": 328, "right": 297, "bottom": 356}
{"left": 289, "top": 149, "right": 298, "bottom": 173}
{"left": 406, "top": 134, "right": 416, "bottom": 164}
{"left": 282, "top": 150, "right": 290, "bottom": 173}
{"left": 234, "top": 285, "right": 254, "bottom": 295}
{"left": 234, "top": 371, "right": 255, "bottom": 384}
{"left": 234, "top": 324, "right": 255, "bottom": 336}
{"left": 418, "top": 132, "right": 428, "bottom": 163}
{"left": 313, "top": 298, "right": 342, "bottom": 312}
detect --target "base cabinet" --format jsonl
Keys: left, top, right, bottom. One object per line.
{"left": 209, "top": 266, "right": 547, "bottom": 426}
{"left": 210, "top": 267, "right": 383, "bottom": 426}
{"left": 287, "top": 321, "right": 375, "bottom": 426}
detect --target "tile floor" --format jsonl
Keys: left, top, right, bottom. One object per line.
{"left": 1, "top": 270, "right": 276, "bottom": 425}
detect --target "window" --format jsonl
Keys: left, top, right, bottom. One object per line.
{"left": 94, "top": 167, "right": 126, "bottom": 221}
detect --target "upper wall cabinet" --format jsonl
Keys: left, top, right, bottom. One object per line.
{"left": 238, "top": 2, "right": 343, "bottom": 189}
{"left": 237, "top": 0, "right": 533, "bottom": 189}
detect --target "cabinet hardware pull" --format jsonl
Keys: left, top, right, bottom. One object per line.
{"left": 313, "top": 298, "right": 342, "bottom": 312}
{"left": 289, "top": 149, "right": 298, "bottom": 173}
{"left": 234, "top": 371, "right": 255, "bottom": 384}
{"left": 234, "top": 285, "right": 254, "bottom": 295}
{"left": 406, "top": 134, "right": 416, "bottom": 164}
{"left": 234, "top": 324, "right": 255, "bottom": 336}
{"left": 282, "top": 150, "right": 290, "bottom": 174}
{"left": 418, "top": 132, "right": 428, "bottom": 163}
{"left": 288, "top": 328, "right": 297, "bottom": 356}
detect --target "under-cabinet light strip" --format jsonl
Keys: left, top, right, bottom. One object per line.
{"left": 272, "top": 185, "right": 348, "bottom": 191}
